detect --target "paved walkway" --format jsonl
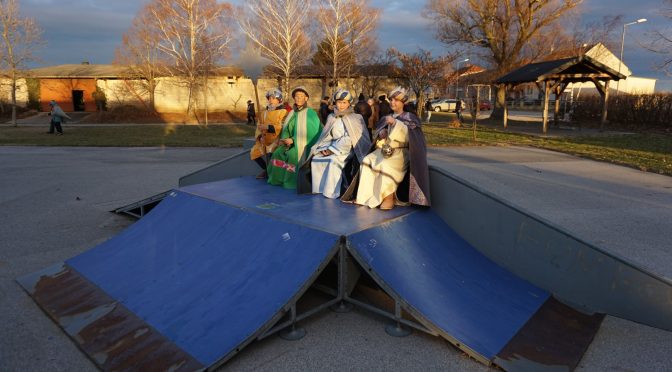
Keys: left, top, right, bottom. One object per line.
{"left": 1, "top": 146, "right": 670, "bottom": 371}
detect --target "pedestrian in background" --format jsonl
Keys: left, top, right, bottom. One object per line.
{"left": 354, "top": 93, "right": 372, "bottom": 131}
{"left": 47, "top": 100, "right": 70, "bottom": 135}
{"left": 367, "top": 97, "right": 379, "bottom": 140}
{"left": 319, "top": 96, "right": 332, "bottom": 125}
{"left": 378, "top": 95, "right": 391, "bottom": 117}
{"left": 425, "top": 99, "right": 433, "bottom": 123}
{"left": 455, "top": 99, "right": 463, "bottom": 122}
{"left": 247, "top": 100, "right": 256, "bottom": 125}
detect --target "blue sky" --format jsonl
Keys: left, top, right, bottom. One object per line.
{"left": 21, "top": 0, "right": 672, "bottom": 90}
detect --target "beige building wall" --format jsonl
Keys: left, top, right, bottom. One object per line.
{"left": 568, "top": 76, "right": 657, "bottom": 96}
{"left": 0, "top": 78, "right": 28, "bottom": 107}
{"left": 98, "top": 79, "right": 150, "bottom": 108}
{"left": 100, "top": 76, "right": 400, "bottom": 113}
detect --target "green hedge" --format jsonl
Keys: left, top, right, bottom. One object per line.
{"left": 26, "top": 78, "right": 40, "bottom": 111}
{"left": 573, "top": 93, "right": 672, "bottom": 129}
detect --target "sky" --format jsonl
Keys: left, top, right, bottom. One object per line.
{"left": 19, "top": 0, "right": 672, "bottom": 91}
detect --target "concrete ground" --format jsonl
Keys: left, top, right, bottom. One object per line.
{"left": 1, "top": 146, "right": 671, "bottom": 371}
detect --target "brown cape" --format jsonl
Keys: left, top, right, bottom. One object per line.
{"left": 341, "top": 111, "right": 431, "bottom": 207}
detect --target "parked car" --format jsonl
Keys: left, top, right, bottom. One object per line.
{"left": 479, "top": 100, "right": 492, "bottom": 111}
{"left": 431, "top": 98, "right": 466, "bottom": 113}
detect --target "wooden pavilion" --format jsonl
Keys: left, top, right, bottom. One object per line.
{"left": 494, "top": 55, "right": 626, "bottom": 133}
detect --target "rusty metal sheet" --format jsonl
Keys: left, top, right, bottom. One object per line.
{"left": 17, "top": 264, "right": 203, "bottom": 371}
{"left": 495, "top": 297, "right": 604, "bottom": 371}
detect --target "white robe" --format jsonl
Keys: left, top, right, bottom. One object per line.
{"left": 355, "top": 116, "right": 409, "bottom": 208}
{"left": 311, "top": 117, "right": 353, "bottom": 198}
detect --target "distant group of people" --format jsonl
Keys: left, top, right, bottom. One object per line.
{"left": 249, "top": 86, "right": 431, "bottom": 210}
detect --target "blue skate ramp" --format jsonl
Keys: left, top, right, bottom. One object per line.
{"left": 19, "top": 177, "right": 603, "bottom": 370}
{"left": 20, "top": 190, "right": 339, "bottom": 369}
{"left": 180, "top": 177, "right": 412, "bottom": 235}
{"left": 348, "top": 210, "right": 550, "bottom": 363}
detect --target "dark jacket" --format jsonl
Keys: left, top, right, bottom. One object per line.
{"left": 354, "top": 99, "right": 372, "bottom": 125}
{"left": 378, "top": 99, "right": 391, "bottom": 117}
{"left": 319, "top": 101, "right": 331, "bottom": 124}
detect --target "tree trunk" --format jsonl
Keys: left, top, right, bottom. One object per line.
{"left": 284, "top": 73, "right": 290, "bottom": 99}
{"left": 149, "top": 85, "right": 156, "bottom": 113}
{"left": 472, "top": 88, "right": 480, "bottom": 141}
{"left": 204, "top": 74, "right": 209, "bottom": 127}
{"left": 11, "top": 70, "right": 17, "bottom": 127}
{"left": 490, "top": 84, "right": 507, "bottom": 119}
{"left": 542, "top": 80, "right": 550, "bottom": 134}
{"left": 600, "top": 80, "right": 610, "bottom": 130}
{"left": 187, "top": 79, "right": 196, "bottom": 122}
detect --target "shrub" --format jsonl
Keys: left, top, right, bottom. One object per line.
{"left": 26, "top": 78, "right": 40, "bottom": 111}
{"left": 572, "top": 93, "right": 672, "bottom": 131}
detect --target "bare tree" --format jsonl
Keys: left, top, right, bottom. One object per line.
{"left": 148, "top": 0, "right": 234, "bottom": 118}
{"left": 316, "top": 0, "right": 379, "bottom": 95}
{"left": 391, "top": 48, "right": 455, "bottom": 118}
{"left": 115, "top": 3, "right": 164, "bottom": 112}
{"left": 359, "top": 52, "right": 396, "bottom": 98}
{"left": 238, "top": 0, "right": 312, "bottom": 93}
{"left": 341, "top": 1, "right": 380, "bottom": 91}
{"left": 646, "top": 0, "right": 672, "bottom": 76}
{"left": 424, "top": 0, "right": 581, "bottom": 117}
{"left": 0, "top": 0, "right": 43, "bottom": 126}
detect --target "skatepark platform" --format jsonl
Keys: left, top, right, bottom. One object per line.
{"left": 19, "top": 176, "right": 615, "bottom": 371}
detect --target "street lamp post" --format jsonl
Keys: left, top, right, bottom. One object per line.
{"left": 455, "top": 58, "right": 469, "bottom": 99}
{"left": 617, "top": 18, "right": 647, "bottom": 95}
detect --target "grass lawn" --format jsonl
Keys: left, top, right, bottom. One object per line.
{"left": 0, "top": 124, "right": 255, "bottom": 147}
{"left": 424, "top": 123, "right": 672, "bottom": 176}
{"left": 1, "top": 120, "right": 670, "bottom": 177}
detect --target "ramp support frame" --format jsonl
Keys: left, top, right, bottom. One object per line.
{"left": 339, "top": 241, "right": 435, "bottom": 337}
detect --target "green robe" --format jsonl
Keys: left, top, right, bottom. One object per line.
{"left": 267, "top": 106, "right": 322, "bottom": 189}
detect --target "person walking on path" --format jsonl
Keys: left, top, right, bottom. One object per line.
{"left": 425, "top": 99, "right": 433, "bottom": 123}
{"left": 246, "top": 100, "right": 256, "bottom": 125}
{"left": 455, "top": 99, "right": 463, "bottom": 122}
{"left": 47, "top": 100, "right": 70, "bottom": 135}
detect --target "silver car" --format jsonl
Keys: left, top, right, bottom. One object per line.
{"left": 430, "top": 98, "right": 466, "bottom": 112}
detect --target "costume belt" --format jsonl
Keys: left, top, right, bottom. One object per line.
{"left": 381, "top": 142, "right": 408, "bottom": 158}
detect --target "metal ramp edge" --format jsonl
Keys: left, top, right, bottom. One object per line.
{"left": 112, "top": 190, "right": 170, "bottom": 218}
{"left": 178, "top": 149, "right": 258, "bottom": 187}
{"left": 428, "top": 166, "right": 672, "bottom": 332}
{"left": 114, "top": 147, "right": 257, "bottom": 220}
{"left": 18, "top": 190, "right": 344, "bottom": 370}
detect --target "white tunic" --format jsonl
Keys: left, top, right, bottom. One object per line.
{"left": 311, "top": 117, "right": 353, "bottom": 198}
{"left": 355, "top": 116, "right": 409, "bottom": 208}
